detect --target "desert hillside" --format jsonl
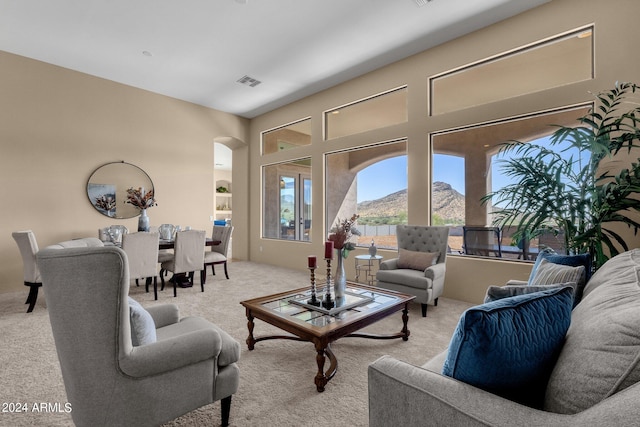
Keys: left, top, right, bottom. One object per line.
{"left": 357, "top": 181, "right": 464, "bottom": 224}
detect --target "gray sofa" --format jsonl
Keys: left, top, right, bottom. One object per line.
{"left": 368, "top": 249, "right": 640, "bottom": 426}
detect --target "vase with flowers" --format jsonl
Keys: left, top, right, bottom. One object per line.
{"left": 95, "top": 195, "right": 116, "bottom": 217}
{"left": 328, "top": 214, "right": 361, "bottom": 298}
{"left": 125, "top": 187, "right": 157, "bottom": 231}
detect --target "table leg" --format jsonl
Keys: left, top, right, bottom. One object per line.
{"left": 246, "top": 311, "right": 256, "bottom": 351}
{"left": 314, "top": 344, "right": 327, "bottom": 392}
{"left": 401, "top": 303, "right": 410, "bottom": 341}
{"left": 314, "top": 341, "right": 338, "bottom": 392}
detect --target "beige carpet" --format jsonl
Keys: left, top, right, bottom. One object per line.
{"left": 0, "top": 261, "right": 472, "bottom": 427}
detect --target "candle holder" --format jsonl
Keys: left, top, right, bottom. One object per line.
{"left": 307, "top": 267, "right": 320, "bottom": 306}
{"left": 322, "top": 258, "right": 334, "bottom": 309}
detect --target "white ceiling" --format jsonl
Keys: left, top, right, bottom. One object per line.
{"left": 0, "top": 0, "right": 549, "bottom": 120}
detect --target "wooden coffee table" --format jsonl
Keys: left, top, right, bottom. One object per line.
{"left": 240, "top": 282, "right": 415, "bottom": 392}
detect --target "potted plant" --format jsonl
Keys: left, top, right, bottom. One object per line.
{"left": 482, "top": 82, "right": 640, "bottom": 270}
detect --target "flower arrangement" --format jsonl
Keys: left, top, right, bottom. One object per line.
{"left": 328, "top": 214, "right": 361, "bottom": 258}
{"left": 125, "top": 187, "right": 157, "bottom": 210}
{"left": 95, "top": 195, "right": 116, "bottom": 214}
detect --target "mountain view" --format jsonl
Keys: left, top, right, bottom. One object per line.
{"left": 357, "top": 181, "right": 464, "bottom": 224}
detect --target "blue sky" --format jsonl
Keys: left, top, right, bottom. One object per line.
{"left": 357, "top": 155, "right": 466, "bottom": 202}
{"left": 356, "top": 135, "right": 576, "bottom": 202}
{"left": 357, "top": 156, "right": 408, "bottom": 202}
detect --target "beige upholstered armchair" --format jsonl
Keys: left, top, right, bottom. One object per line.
{"left": 376, "top": 225, "right": 450, "bottom": 317}
{"left": 37, "top": 245, "right": 240, "bottom": 427}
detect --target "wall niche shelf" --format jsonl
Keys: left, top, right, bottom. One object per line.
{"left": 215, "top": 178, "right": 232, "bottom": 222}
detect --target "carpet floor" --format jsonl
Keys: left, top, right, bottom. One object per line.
{"left": 0, "top": 261, "right": 472, "bottom": 427}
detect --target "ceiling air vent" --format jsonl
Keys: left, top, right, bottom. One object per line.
{"left": 413, "top": 0, "right": 432, "bottom": 6}
{"left": 236, "top": 75, "right": 262, "bottom": 87}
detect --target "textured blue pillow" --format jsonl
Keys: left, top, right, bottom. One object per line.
{"left": 442, "top": 287, "right": 573, "bottom": 408}
{"left": 528, "top": 252, "right": 592, "bottom": 303}
{"left": 128, "top": 297, "right": 157, "bottom": 346}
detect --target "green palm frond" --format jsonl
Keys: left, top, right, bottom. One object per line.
{"left": 483, "top": 82, "right": 640, "bottom": 270}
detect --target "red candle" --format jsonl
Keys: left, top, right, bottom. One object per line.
{"left": 308, "top": 256, "right": 317, "bottom": 268}
{"left": 324, "top": 241, "right": 334, "bottom": 259}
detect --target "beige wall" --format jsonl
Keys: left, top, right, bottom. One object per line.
{"left": 0, "top": 51, "right": 248, "bottom": 293}
{"left": 4, "top": 0, "right": 640, "bottom": 306}
{"left": 248, "top": 0, "right": 640, "bottom": 305}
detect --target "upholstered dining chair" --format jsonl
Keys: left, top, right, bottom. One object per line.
{"left": 160, "top": 230, "right": 206, "bottom": 297}
{"left": 122, "top": 232, "right": 160, "bottom": 300}
{"left": 11, "top": 230, "right": 42, "bottom": 313}
{"left": 36, "top": 244, "right": 240, "bottom": 427}
{"left": 157, "top": 224, "right": 176, "bottom": 278}
{"left": 376, "top": 225, "right": 450, "bottom": 317}
{"left": 202, "top": 225, "right": 234, "bottom": 284}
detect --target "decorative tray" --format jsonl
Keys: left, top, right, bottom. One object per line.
{"left": 289, "top": 290, "right": 373, "bottom": 315}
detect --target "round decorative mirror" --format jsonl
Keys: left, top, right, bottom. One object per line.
{"left": 87, "top": 161, "right": 154, "bottom": 219}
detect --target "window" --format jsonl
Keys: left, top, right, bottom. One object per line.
{"left": 430, "top": 27, "right": 594, "bottom": 115}
{"left": 325, "top": 87, "right": 407, "bottom": 140}
{"left": 326, "top": 140, "right": 407, "bottom": 249}
{"left": 431, "top": 105, "right": 590, "bottom": 259}
{"left": 262, "top": 159, "right": 312, "bottom": 241}
{"left": 262, "top": 118, "right": 312, "bottom": 155}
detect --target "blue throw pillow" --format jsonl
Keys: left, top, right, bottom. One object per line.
{"left": 528, "top": 252, "right": 592, "bottom": 303}
{"left": 128, "top": 297, "right": 157, "bottom": 346}
{"left": 442, "top": 287, "right": 573, "bottom": 408}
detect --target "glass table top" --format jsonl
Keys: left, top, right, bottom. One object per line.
{"left": 259, "top": 285, "right": 402, "bottom": 327}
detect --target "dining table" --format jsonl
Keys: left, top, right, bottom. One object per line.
{"left": 159, "top": 237, "right": 220, "bottom": 250}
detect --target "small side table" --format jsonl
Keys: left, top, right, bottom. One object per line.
{"left": 354, "top": 255, "right": 383, "bottom": 286}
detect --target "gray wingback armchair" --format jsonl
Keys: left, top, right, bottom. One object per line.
{"left": 37, "top": 244, "right": 240, "bottom": 427}
{"left": 376, "top": 225, "right": 450, "bottom": 317}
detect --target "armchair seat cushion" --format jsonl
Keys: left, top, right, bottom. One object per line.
{"left": 156, "top": 316, "right": 241, "bottom": 367}
{"left": 377, "top": 268, "right": 429, "bottom": 290}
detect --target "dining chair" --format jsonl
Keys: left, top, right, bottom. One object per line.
{"left": 157, "top": 224, "right": 176, "bottom": 271}
{"left": 160, "top": 230, "right": 206, "bottom": 297}
{"left": 462, "top": 226, "right": 502, "bottom": 257}
{"left": 122, "top": 232, "right": 160, "bottom": 300}
{"left": 202, "top": 225, "right": 234, "bottom": 284}
{"left": 11, "top": 230, "right": 42, "bottom": 313}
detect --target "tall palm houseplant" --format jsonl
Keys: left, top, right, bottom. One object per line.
{"left": 482, "top": 82, "right": 640, "bottom": 270}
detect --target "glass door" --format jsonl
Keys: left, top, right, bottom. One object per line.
{"left": 279, "top": 173, "right": 311, "bottom": 241}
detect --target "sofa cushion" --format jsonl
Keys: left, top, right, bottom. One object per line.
{"left": 376, "top": 268, "right": 429, "bottom": 290}
{"left": 442, "top": 286, "right": 573, "bottom": 408}
{"left": 396, "top": 249, "right": 439, "bottom": 271}
{"left": 544, "top": 250, "right": 640, "bottom": 414}
{"left": 528, "top": 252, "right": 591, "bottom": 302}
{"left": 530, "top": 258, "right": 584, "bottom": 287}
{"left": 484, "top": 283, "right": 575, "bottom": 303}
{"left": 128, "top": 297, "right": 157, "bottom": 346}
{"left": 582, "top": 249, "right": 640, "bottom": 299}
